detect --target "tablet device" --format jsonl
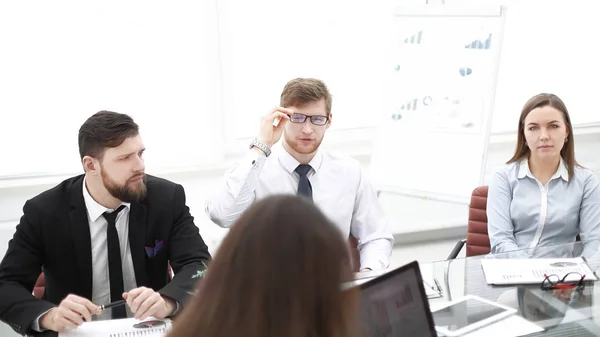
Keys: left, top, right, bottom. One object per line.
{"left": 431, "top": 294, "right": 516, "bottom": 336}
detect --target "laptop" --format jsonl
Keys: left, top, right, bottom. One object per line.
{"left": 357, "top": 261, "right": 438, "bottom": 337}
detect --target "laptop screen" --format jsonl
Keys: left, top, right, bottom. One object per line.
{"left": 358, "top": 261, "right": 437, "bottom": 337}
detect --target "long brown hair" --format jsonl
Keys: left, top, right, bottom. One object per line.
{"left": 168, "top": 195, "right": 359, "bottom": 337}
{"left": 507, "top": 93, "right": 578, "bottom": 180}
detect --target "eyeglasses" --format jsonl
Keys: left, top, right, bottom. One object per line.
{"left": 541, "top": 272, "right": 586, "bottom": 291}
{"left": 289, "top": 113, "right": 329, "bottom": 126}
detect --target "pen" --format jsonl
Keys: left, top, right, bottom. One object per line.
{"left": 433, "top": 278, "right": 443, "bottom": 294}
{"left": 99, "top": 300, "right": 126, "bottom": 311}
{"left": 422, "top": 280, "right": 437, "bottom": 292}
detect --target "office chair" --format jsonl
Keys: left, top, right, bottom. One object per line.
{"left": 447, "top": 185, "right": 490, "bottom": 260}
{"left": 33, "top": 273, "right": 45, "bottom": 299}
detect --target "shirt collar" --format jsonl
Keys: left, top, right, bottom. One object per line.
{"left": 517, "top": 157, "right": 569, "bottom": 182}
{"left": 276, "top": 143, "right": 323, "bottom": 175}
{"left": 82, "top": 176, "right": 130, "bottom": 223}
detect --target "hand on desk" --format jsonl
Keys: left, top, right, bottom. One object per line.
{"left": 39, "top": 294, "right": 100, "bottom": 332}
{"left": 123, "top": 286, "right": 176, "bottom": 320}
{"left": 39, "top": 288, "right": 175, "bottom": 332}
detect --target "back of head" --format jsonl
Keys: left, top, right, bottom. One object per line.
{"left": 169, "top": 195, "right": 358, "bottom": 337}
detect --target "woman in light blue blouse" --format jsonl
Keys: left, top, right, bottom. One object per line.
{"left": 487, "top": 93, "right": 600, "bottom": 258}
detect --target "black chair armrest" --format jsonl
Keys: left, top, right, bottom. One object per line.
{"left": 447, "top": 238, "right": 466, "bottom": 260}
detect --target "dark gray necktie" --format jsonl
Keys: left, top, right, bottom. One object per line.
{"left": 295, "top": 164, "right": 313, "bottom": 200}
{"left": 103, "top": 205, "right": 127, "bottom": 319}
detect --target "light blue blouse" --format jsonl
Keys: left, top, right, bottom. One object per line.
{"left": 487, "top": 159, "right": 600, "bottom": 258}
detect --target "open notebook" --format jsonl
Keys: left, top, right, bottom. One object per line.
{"left": 59, "top": 318, "right": 171, "bottom": 337}
{"left": 481, "top": 257, "right": 598, "bottom": 285}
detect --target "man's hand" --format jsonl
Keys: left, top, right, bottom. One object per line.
{"left": 124, "top": 287, "right": 175, "bottom": 320}
{"left": 257, "top": 107, "right": 292, "bottom": 147}
{"left": 39, "top": 294, "right": 100, "bottom": 332}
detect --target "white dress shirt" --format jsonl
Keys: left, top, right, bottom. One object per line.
{"left": 82, "top": 177, "right": 138, "bottom": 320}
{"left": 205, "top": 144, "right": 394, "bottom": 270}
{"left": 32, "top": 178, "right": 137, "bottom": 331}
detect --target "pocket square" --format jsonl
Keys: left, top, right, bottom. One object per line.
{"left": 145, "top": 239, "right": 164, "bottom": 258}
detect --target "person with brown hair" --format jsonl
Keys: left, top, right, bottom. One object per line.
{"left": 206, "top": 78, "right": 393, "bottom": 271}
{"left": 0, "top": 111, "right": 211, "bottom": 335}
{"left": 169, "top": 194, "right": 359, "bottom": 337}
{"left": 487, "top": 93, "right": 600, "bottom": 258}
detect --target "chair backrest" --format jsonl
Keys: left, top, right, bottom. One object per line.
{"left": 466, "top": 185, "right": 491, "bottom": 257}
{"left": 33, "top": 273, "right": 45, "bottom": 299}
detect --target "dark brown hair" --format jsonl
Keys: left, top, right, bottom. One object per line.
{"left": 168, "top": 195, "right": 358, "bottom": 337}
{"left": 280, "top": 78, "right": 333, "bottom": 115}
{"left": 507, "top": 93, "right": 578, "bottom": 180}
{"left": 78, "top": 110, "right": 139, "bottom": 160}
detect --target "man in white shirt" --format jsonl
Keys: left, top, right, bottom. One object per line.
{"left": 206, "top": 78, "right": 393, "bottom": 271}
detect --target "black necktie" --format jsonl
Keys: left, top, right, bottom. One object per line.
{"left": 103, "top": 205, "right": 127, "bottom": 319}
{"left": 295, "top": 164, "right": 313, "bottom": 200}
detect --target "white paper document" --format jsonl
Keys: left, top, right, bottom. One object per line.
{"left": 463, "top": 315, "right": 544, "bottom": 337}
{"left": 59, "top": 317, "right": 171, "bottom": 337}
{"left": 481, "top": 257, "right": 598, "bottom": 285}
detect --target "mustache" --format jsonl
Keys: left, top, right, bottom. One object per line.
{"left": 128, "top": 173, "right": 146, "bottom": 182}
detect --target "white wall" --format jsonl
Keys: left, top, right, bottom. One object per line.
{"left": 0, "top": 0, "right": 599, "bottom": 274}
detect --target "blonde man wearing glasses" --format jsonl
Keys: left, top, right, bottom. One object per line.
{"left": 206, "top": 78, "right": 393, "bottom": 271}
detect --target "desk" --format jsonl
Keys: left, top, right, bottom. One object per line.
{"left": 21, "top": 242, "right": 600, "bottom": 336}
{"left": 422, "top": 241, "right": 600, "bottom": 336}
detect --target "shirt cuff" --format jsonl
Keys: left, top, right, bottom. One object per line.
{"left": 31, "top": 308, "right": 53, "bottom": 332}
{"left": 169, "top": 301, "right": 181, "bottom": 317}
{"left": 246, "top": 149, "right": 267, "bottom": 167}
{"left": 360, "top": 259, "right": 387, "bottom": 272}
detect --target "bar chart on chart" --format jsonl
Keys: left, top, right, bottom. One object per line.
{"left": 389, "top": 93, "right": 481, "bottom": 133}
{"left": 403, "top": 30, "right": 423, "bottom": 44}
{"left": 391, "top": 97, "right": 424, "bottom": 121}
{"left": 400, "top": 98, "right": 419, "bottom": 111}
{"left": 465, "top": 33, "right": 492, "bottom": 49}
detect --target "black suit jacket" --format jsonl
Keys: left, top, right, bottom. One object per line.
{"left": 0, "top": 174, "right": 211, "bottom": 335}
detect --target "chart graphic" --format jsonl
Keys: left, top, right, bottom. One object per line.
{"left": 465, "top": 33, "right": 492, "bottom": 49}
{"left": 400, "top": 98, "right": 418, "bottom": 111}
{"left": 459, "top": 67, "right": 472, "bottom": 76}
{"left": 404, "top": 30, "right": 423, "bottom": 44}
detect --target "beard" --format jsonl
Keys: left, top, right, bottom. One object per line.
{"left": 284, "top": 133, "right": 323, "bottom": 155}
{"left": 101, "top": 169, "right": 147, "bottom": 203}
